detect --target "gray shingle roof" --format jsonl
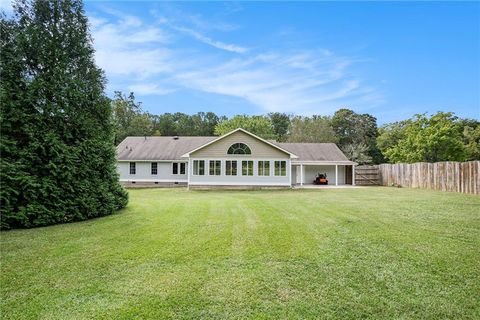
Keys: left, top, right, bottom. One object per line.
{"left": 116, "top": 136, "right": 353, "bottom": 163}
{"left": 116, "top": 136, "right": 217, "bottom": 161}
{"left": 273, "top": 142, "right": 352, "bottom": 162}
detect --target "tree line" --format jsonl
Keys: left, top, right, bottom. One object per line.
{"left": 112, "top": 92, "right": 479, "bottom": 164}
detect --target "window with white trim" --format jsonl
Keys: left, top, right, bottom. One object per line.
{"left": 227, "top": 143, "right": 251, "bottom": 155}
{"left": 151, "top": 162, "right": 157, "bottom": 175}
{"left": 193, "top": 160, "right": 205, "bottom": 175}
{"left": 258, "top": 161, "right": 270, "bottom": 176}
{"left": 129, "top": 162, "right": 136, "bottom": 175}
{"left": 274, "top": 161, "right": 286, "bottom": 176}
{"left": 225, "top": 160, "right": 237, "bottom": 176}
{"left": 242, "top": 160, "right": 253, "bottom": 176}
{"left": 172, "top": 162, "right": 186, "bottom": 175}
{"left": 209, "top": 160, "right": 221, "bottom": 176}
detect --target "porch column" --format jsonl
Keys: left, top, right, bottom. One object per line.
{"left": 300, "top": 164, "right": 303, "bottom": 186}
{"left": 187, "top": 158, "right": 191, "bottom": 190}
{"left": 352, "top": 165, "right": 355, "bottom": 186}
{"left": 288, "top": 161, "right": 292, "bottom": 186}
{"left": 335, "top": 165, "right": 338, "bottom": 186}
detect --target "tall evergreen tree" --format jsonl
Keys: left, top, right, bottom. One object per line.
{"left": 0, "top": 0, "right": 128, "bottom": 229}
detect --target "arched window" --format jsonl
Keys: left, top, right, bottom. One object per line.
{"left": 227, "top": 143, "right": 251, "bottom": 155}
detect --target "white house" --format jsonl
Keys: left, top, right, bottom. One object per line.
{"left": 116, "top": 128, "right": 356, "bottom": 188}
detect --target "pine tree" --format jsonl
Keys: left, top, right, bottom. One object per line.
{"left": 0, "top": 0, "right": 128, "bottom": 229}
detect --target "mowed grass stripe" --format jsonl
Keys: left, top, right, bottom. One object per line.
{"left": 1, "top": 187, "right": 479, "bottom": 319}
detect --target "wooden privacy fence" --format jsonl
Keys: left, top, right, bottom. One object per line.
{"left": 378, "top": 161, "right": 479, "bottom": 195}
{"left": 355, "top": 165, "right": 380, "bottom": 186}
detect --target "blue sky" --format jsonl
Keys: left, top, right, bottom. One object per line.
{"left": 2, "top": 1, "right": 479, "bottom": 124}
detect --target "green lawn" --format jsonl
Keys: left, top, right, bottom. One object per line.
{"left": 1, "top": 188, "right": 479, "bottom": 319}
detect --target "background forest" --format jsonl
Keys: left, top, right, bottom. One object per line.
{"left": 112, "top": 91, "right": 480, "bottom": 165}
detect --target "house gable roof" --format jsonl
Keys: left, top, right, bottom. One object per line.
{"left": 181, "top": 128, "right": 298, "bottom": 158}
{"left": 116, "top": 129, "right": 354, "bottom": 163}
{"left": 116, "top": 136, "right": 216, "bottom": 161}
{"left": 274, "top": 142, "right": 355, "bottom": 163}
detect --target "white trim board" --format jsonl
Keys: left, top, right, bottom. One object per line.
{"left": 120, "top": 179, "right": 188, "bottom": 183}
{"left": 292, "top": 161, "right": 357, "bottom": 166}
{"left": 188, "top": 181, "right": 291, "bottom": 186}
{"left": 118, "top": 160, "right": 188, "bottom": 163}
{"left": 189, "top": 157, "right": 290, "bottom": 161}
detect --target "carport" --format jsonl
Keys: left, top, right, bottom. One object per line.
{"left": 272, "top": 142, "right": 357, "bottom": 187}
{"left": 292, "top": 162, "right": 356, "bottom": 186}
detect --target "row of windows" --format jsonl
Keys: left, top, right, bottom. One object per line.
{"left": 129, "top": 162, "right": 186, "bottom": 175}
{"left": 193, "top": 160, "right": 287, "bottom": 176}
{"left": 128, "top": 161, "right": 287, "bottom": 176}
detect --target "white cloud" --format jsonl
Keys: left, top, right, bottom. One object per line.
{"left": 89, "top": 7, "right": 381, "bottom": 115}
{"left": 88, "top": 16, "right": 107, "bottom": 29}
{"left": 99, "top": 6, "right": 142, "bottom": 27}
{"left": 129, "top": 28, "right": 168, "bottom": 43}
{"left": 89, "top": 11, "right": 172, "bottom": 80}
{"left": 151, "top": 7, "right": 240, "bottom": 32}
{"left": 173, "top": 50, "right": 377, "bottom": 114}
{"left": 173, "top": 25, "right": 248, "bottom": 53}
{"left": 128, "top": 84, "right": 175, "bottom": 95}
{"left": 91, "top": 22, "right": 169, "bottom": 50}
{"left": 95, "top": 48, "right": 171, "bottom": 78}
{"left": 150, "top": 8, "right": 245, "bottom": 53}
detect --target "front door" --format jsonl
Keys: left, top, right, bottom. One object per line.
{"left": 345, "top": 165, "right": 352, "bottom": 184}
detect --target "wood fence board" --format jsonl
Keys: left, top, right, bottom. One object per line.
{"left": 376, "top": 161, "right": 479, "bottom": 195}
{"left": 355, "top": 165, "right": 380, "bottom": 185}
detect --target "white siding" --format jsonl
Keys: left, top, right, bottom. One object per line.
{"left": 188, "top": 158, "right": 291, "bottom": 186}
{"left": 117, "top": 161, "right": 187, "bottom": 182}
